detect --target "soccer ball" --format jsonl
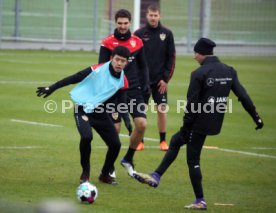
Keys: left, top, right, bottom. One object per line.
{"left": 76, "top": 182, "right": 98, "bottom": 204}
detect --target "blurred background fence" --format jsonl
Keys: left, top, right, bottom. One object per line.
{"left": 0, "top": 0, "right": 276, "bottom": 55}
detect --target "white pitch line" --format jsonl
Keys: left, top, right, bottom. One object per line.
{"left": 120, "top": 133, "right": 159, "bottom": 142}
{"left": 0, "top": 80, "right": 52, "bottom": 84}
{"left": 250, "top": 147, "right": 276, "bottom": 150}
{"left": 9, "top": 119, "right": 275, "bottom": 159}
{"left": 0, "top": 146, "right": 41, "bottom": 149}
{"left": 120, "top": 134, "right": 275, "bottom": 158}
{"left": 97, "top": 145, "right": 276, "bottom": 159}
{"left": 120, "top": 134, "right": 218, "bottom": 149}
{"left": 214, "top": 203, "right": 234, "bottom": 206}
{"left": 218, "top": 148, "right": 276, "bottom": 159}
{"left": 10, "top": 119, "right": 63, "bottom": 127}
{"left": 95, "top": 145, "right": 161, "bottom": 149}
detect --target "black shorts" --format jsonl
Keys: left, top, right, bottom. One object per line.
{"left": 144, "top": 83, "right": 167, "bottom": 105}
{"left": 110, "top": 87, "right": 147, "bottom": 123}
{"left": 74, "top": 106, "right": 120, "bottom": 145}
{"left": 110, "top": 112, "right": 122, "bottom": 123}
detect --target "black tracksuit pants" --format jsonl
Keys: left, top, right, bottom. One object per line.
{"left": 155, "top": 130, "right": 206, "bottom": 199}
{"left": 74, "top": 106, "right": 121, "bottom": 177}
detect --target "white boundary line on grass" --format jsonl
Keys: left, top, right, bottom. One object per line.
{"left": 9, "top": 119, "right": 276, "bottom": 159}
{"left": 218, "top": 148, "right": 276, "bottom": 159}
{"left": 120, "top": 133, "right": 159, "bottom": 142}
{"left": 119, "top": 134, "right": 219, "bottom": 150}
{"left": 95, "top": 145, "right": 218, "bottom": 150}
{"left": 250, "top": 147, "right": 276, "bottom": 150}
{"left": 96, "top": 145, "right": 161, "bottom": 149}
{"left": 10, "top": 119, "right": 63, "bottom": 127}
{"left": 0, "top": 146, "right": 41, "bottom": 149}
{"left": 95, "top": 146, "right": 276, "bottom": 159}
{"left": 214, "top": 203, "right": 234, "bottom": 206}
{"left": 120, "top": 134, "right": 276, "bottom": 158}
{"left": 0, "top": 80, "right": 52, "bottom": 84}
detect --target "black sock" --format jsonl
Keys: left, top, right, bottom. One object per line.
{"left": 160, "top": 132, "right": 166, "bottom": 142}
{"left": 141, "top": 139, "right": 144, "bottom": 143}
{"left": 124, "top": 147, "right": 136, "bottom": 162}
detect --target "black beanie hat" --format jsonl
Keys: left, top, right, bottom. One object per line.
{"left": 194, "top": 38, "right": 216, "bottom": 55}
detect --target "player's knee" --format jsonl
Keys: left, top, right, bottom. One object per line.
{"left": 134, "top": 118, "right": 147, "bottom": 133}
{"left": 157, "top": 103, "right": 167, "bottom": 113}
{"left": 169, "top": 132, "right": 184, "bottom": 150}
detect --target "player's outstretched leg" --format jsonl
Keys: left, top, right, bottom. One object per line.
{"left": 133, "top": 172, "right": 160, "bottom": 188}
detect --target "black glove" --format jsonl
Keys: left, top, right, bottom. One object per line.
{"left": 36, "top": 86, "right": 55, "bottom": 98}
{"left": 253, "top": 114, "right": 264, "bottom": 130}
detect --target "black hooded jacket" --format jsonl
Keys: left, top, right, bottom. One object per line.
{"left": 184, "top": 56, "right": 258, "bottom": 135}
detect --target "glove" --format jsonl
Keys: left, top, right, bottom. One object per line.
{"left": 36, "top": 86, "right": 55, "bottom": 98}
{"left": 253, "top": 114, "right": 264, "bottom": 130}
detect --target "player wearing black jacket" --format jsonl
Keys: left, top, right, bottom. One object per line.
{"left": 133, "top": 38, "right": 264, "bottom": 210}
{"left": 134, "top": 7, "right": 175, "bottom": 85}
{"left": 99, "top": 9, "right": 150, "bottom": 178}
{"left": 36, "top": 46, "right": 130, "bottom": 185}
{"left": 134, "top": 4, "right": 176, "bottom": 151}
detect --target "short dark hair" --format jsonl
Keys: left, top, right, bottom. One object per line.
{"left": 115, "top": 9, "right": 132, "bottom": 22}
{"left": 147, "top": 4, "right": 160, "bottom": 13}
{"left": 111, "top": 46, "right": 130, "bottom": 59}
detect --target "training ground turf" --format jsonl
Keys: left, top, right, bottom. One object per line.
{"left": 0, "top": 50, "right": 275, "bottom": 213}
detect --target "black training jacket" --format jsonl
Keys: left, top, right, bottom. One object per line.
{"left": 184, "top": 56, "right": 258, "bottom": 135}
{"left": 134, "top": 23, "right": 175, "bottom": 84}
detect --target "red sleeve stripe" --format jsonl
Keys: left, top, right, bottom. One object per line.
{"left": 121, "top": 75, "right": 129, "bottom": 90}
{"left": 168, "top": 53, "right": 176, "bottom": 82}
{"left": 90, "top": 63, "right": 104, "bottom": 71}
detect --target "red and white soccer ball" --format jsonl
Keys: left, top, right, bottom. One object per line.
{"left": 76, "top": 182, "right": 98, "bottom": 204}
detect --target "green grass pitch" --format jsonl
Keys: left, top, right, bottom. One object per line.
{"left": 0, "top": 50, "right": 275, "bottom": 213}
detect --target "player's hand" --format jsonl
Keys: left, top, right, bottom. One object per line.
{"left": 158, "top": 80, "right": 167, "bottom": 94}
{"left": 254, "top": 114, "right": 264, "bottom": 130}
{"left": 36, "top": 86, "right": 54, "bottom": 98}
{"left": 169, "top": 131, "right": 186, "bottom": 148}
